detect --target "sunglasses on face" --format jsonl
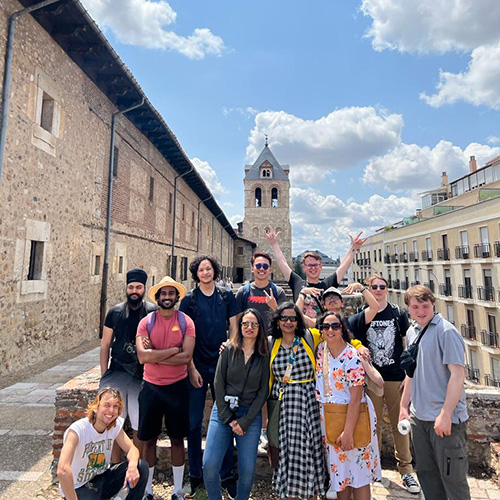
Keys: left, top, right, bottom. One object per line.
{"left": 279, "top": 315, "right": 298, "bottom": 322}
{"left": 320, "top": 322, "right": 342, "bottom": 331}
{"left": 324, "top": 295, "right": 340, "bottom": 303}
{"left": 254, "top": 263, "right": 270, "bottom": 270}
{"left": 370, "top": 284, "right": 387, "bottom": 290}
{"left": 241, "top": 321, "right": 259, "bottom": 329}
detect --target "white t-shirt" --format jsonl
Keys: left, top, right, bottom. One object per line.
{"left": 59, "top": 416, "right": 124, "bottom": 495}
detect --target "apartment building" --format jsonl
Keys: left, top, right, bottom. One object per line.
{"left": 352, "top": 155, "right": 500, "bottom": 387}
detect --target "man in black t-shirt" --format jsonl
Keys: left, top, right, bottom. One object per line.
{"left": 100, "top": 267, "right": 157, "bottom": 458}
{"left": 347, "top": 274, "right": 420, "bottom": 494}
{"left": 265, "top": 226, "right": 366, "bottom": 318}
{"left": 179, "top": 255, "right": 240, "bottom": 499}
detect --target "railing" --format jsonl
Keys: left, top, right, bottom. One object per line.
{"left": 364, "top": 258, "right": 371, "bottom": 266}
{"left": 457, "top": 284, "right": 473, "bottom": 299}
{"left": 465, "top": 364, "right": 480, "bottom": 383}
{"left": 401, "top": 279, "right": 409, "bottom": 290}
{"left": 481, "top": 330, "right": 499, "bottom": 348}
{"left": 455, "top": 245, "right": 470, "bottom": 259}
{"left": 423, "top": 281, "right": 435, "bottom": 293}
{"left": 384, "top": 255, "right": 391, "bottom": 264}
{"left": 461, "top": 324, "right": 476, "bottom": 341}
{"left": 410, "top": 281, "right": 420, "bottom": 287}
{"left": 494, "top": 241, "right": 500, "bottom": 258}
{"left": 422, "top": 250, "right": 433, "bottom": 261}
{"left": 474, "top": 243, "right": 491, "bottom": 258}
{"left": 400, "top": 253, "right": 408, "bottom": 263}
{"left": 392, "top": 279, "right": 401, "bottom": 290}
{"left": 356, "top": 259, "right": 362, "bottom": 266}
{"left": 437, "top": 248, "right": 450, "bottom": 260}
{"left": 439, "top": 283, "right": 452, "bottom": 296}
{"left": 484, "top": 374, "right": 500, "bottom": 387}
{"left": 477, "top": 286, "right": 495, "bottom": 301}
{"left": 387, "top": 279, "right": 392, "bottom": 288}
{"left": 391, "top": 254, "right": 399, "bottom": 263}
{"left": 409, "top": 251, "right": 418, "bottom": 262}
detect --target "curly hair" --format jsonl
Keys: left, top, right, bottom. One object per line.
{"left": 189, "top": 255, "right": 221, "bottom": 283}
{"left": 316, "top": 311, "right": 352, "bottom": 343}
{"left": 86, "top": 387, "right": 124, "bottom": 430}
{"left": 269, "top": 301, "right": 307, "bottom": 339}
{"left": 230, "top": 308, "right": 268, "bottom": 357}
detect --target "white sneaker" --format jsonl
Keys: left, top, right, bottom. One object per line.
{"left": 325, "top": 486, "right": 337, "bottom": 499}
{"left": 259, "top": 428, "right": 268, "bottom": 450}
{"left": 401, "top": 473, "right": 421, "bottom": 494}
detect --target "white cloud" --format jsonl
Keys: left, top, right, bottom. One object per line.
{"left": 487, "top": 136, "right": 500, "bottom": 145}
{"left": 191, "top": 158, "right": 227, "bottom": 196}
{"left": 81, "top": 0, "right": 225, "bottom": 59}
{"left": 228, "top": 213, "right": 243, "bottom": 227}
{"left": 362, "top": 140, "right": 500, "bottom": 192}
{"left": 246, "top": 108, "right": 403, "bottom": 185}
{"left": 360, "top": 0, "right": 500, "bottom": 54}
{"left": 420, "top": 43, "right": 500, "bottom": 110}
{"left": 222, "top": 106, "right": 259, "bottom": 119}
{"left": 289, "top": 187, "right": 419, "bottom": 256}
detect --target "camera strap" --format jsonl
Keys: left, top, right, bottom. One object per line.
{"left": 411, "top": 317, "right": 433, "bottom": 350}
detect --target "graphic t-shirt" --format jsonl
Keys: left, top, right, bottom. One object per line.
{"left": 179, "top": 286, "right": 240, "bottom": 370}
{"left": 288, "top": 270, "right": 339, "bottom": 318}
{"left": 347, "top": 304, "right": 409, "bottom": 381}
{"left": 60, "top": 416, "right": 124, "bottom": 493}
{"left": 235, "top": 282, "right": 286, "bottom": 334}
{"left": 137, "top": 310, "right": 195, "bottom": 386}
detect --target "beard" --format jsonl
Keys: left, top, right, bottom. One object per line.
{"left": 126, "top": 292, "right": 144, "bottom": 308}
{"left": 157, "top": 297, "right": 177, "bottom": 310}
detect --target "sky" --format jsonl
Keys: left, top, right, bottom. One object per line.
{"left": 81, "top": 0, "right": 500, "bottom": 259}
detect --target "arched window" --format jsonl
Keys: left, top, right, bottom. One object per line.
{"left": 271, "top": 187, "right": 278, "bottom": 207}
{"left": 253, "top": 227, "right": 259, "bottom": 238}
{"left": 255, "top": 187, "right": 262, "bottom": 207}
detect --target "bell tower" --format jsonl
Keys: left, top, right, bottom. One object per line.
{"left": 241, "top": 139, "right": 292, "bottom": 279}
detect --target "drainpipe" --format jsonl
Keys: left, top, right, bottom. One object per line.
{"left": 196, "top": 194, "right": 212, "bottom": 252}
{"left": 171, "top": 163, "right": 194, "bottom": 277}
{"left": 99, "top": 97, "right": 145, "bottom": 335}
{"left": 221, "top": 223, "right": 231, "bottom": 267}
{"left": 0, "top": 0, "right": 64, "bottom": 180}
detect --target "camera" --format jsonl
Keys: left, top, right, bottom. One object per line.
{"left": 123, "top": 341, "right": 136, "bottom": 355}
{"left": 224, "top": 395, "right": 239, "bottom": 412}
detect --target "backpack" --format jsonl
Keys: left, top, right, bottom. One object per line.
{"left": 241, "top": 281, "right": 279, "bottom": 307}
{"left": 146, "top": 310, "right": 188, "bottom": 339}
{"left": 356, "top": 302, "right": 403, "bottom": 335}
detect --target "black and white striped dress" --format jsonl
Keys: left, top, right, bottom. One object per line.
{"left": 271, "top": 343, "right": 326, "bottom": 499}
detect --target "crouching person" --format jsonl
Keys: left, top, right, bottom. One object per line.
{"left": 57, "top": 387, "right": 148, "bottom": 499}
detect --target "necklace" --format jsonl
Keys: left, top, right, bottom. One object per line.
{"left": 243, "top": 348, "right": 254, "bottom": 360}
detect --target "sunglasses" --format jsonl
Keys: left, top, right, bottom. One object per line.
{"left": 324, "top": 295, "right": 341, "bottom": 303}
{"left": 320, "top": 322, "right": 342, "bottom": 331}
{"left": 254, "top": 263, "right": 270, "bottom": 270}
{"left": 279, "top": 315, "right": 298, "bottom": 322}
{"left": 370, "top": 284, "right": 387, "bottom": 290}
{"left": 241, "top": 321, "right": 259, "bottom": 329}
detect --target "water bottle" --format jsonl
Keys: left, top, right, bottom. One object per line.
{"left": 398, "top": 418, "right": 411, "bottom": 435}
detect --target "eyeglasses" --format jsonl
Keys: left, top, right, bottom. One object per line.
{"left": 279, "top": 315, "right": 298, "bottom": 322}
{"left": 241, "top": 321, "right": 259, "bottom": 329}
{"left": 304, "top": 263, "right": 320, "bottom": 269}
{"left": 254, "top": 263, "right": 270, "bottom": 270}
{"left": 370, "top": 284, "right": 387, "bottom": 290}
{"left": 320, "top": 322, "right": 342, "bottom": 331}
{"left": 324, "top": 295, "right": 341, "bottom": 303}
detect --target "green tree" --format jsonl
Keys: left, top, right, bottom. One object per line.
{"left": 293, "top": 260, "right": 306, "bottom": 279}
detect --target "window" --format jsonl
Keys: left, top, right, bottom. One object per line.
{"left": 255, "top": 188, "right": 262, "bottom": 207}
{"left": 480, "top": 226, "right": 489, "bottom": 244}
{"left": 403, "top": 242, "right": 407, "bottom": 254}
{"left": 253, "top": 227, "right": 259, "bottom": 238}
{"left": 413, "top": 240, "right": 418, "bottom": 253}
{"left": 40, "top": 92, "right": 55, "bottom": 133}
{"left": 447, "top": 304, "right": 454, "bottom": 325}
{"left": 169, "top": 192, "right": 173, "bottom": 213}
{"left": 271, "top": 188, "right": 278, "bottom": 207}
{"left": 414, "top": 269, "right": 419, "bottom": 283}
{"left": 27, "top": 240, "right": 44, "bottom": 281}
{"left": 93, "top": 255, "right": 101, "bottom": 276}
{"left": 192, "top": 211, "right": 195, "bottom": 227}
{"left": 112, "top": 146, "right": 119, "bottom": 177}
{"left": 426, "top": 237, "right": 432, "bottom": 251}
{"left": 460, "top": 230, "right": 468, "bottom": 247}
{"left": 118, "top": 256, "right": 124, "bottom": 274}
{"left": 149, "top": 177, "right": 154, "bottom": 201}
{"left": 373, "top": 250, "right": 376, "bottom": 262}
{"left": 261, "top": 168, "right": 272, "bottom": 178}
{"left": 181, "top": 257, "right": 188, "bottom": 280}
{"left": 378, "top": 249, "right": 382, "bottom": 261}
{"left": 237, "top": 246, "right": 244, "bottom": 256}
{"left": 182, "top": 204, "right": 185, "bottom": 221}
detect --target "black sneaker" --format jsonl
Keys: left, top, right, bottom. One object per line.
{"left": 184, "top": 476, "right": 203, "bottom": 499}
{"left": 221, "top": 477, "right": 237, "bottom": 500}
{"left": 401, "top": 473, "right": 421, "bottom": 494}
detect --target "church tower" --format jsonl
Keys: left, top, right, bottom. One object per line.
{"left": 241, "top": 140, "right": 292, "bottom": 280}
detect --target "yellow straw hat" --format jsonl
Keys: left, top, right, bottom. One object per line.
{"left": 148, "top": 276, "right": 187, "bottom": 303}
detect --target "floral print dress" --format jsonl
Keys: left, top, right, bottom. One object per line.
{"left": 315, "top": 342, "right": 381, "bottom": 492}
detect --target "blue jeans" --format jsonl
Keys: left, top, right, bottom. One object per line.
{"left": 187, "top": 366, "right": 234, "bottom": 481}
{"left": 203, "top": 404, "right": 262, "bottom": 500}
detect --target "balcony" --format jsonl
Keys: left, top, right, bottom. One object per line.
{"left": 484, "top": 374, "right": 500, "bottom": 388}
{"left": 465, "top": 364, "right": 480, "bottom": 383}
{"left": 400, "top": 253, "right": 408, "bottom": 263}
{"left": 477, "top": 286, "right": 495, "bottom": 302}
{"left": 392, "top": 279, "right": 401, "bottom": 290}
{"left": 437, "top": 248, "right": 451, "bottom": 260}
{"left": 410, "top": 281, "right": 420, "bottom": 287}
{"left": 391, "top": 253, "right": 399, "bottom": 263}
{"left": 422, "top": 250, "right": 433, "bottom": 261}
{"left": 384, "top": 254, "right": 391, "bottom": 264}
{"left": 423, "top": 281, "right": 435, "bottom": 293}
{"left": 439, "top": 283, "right": 453, "bottom": 296}
{"left": 455, "top": 245, "right": 470, "bottom": 259}
{"left": 364, "top": 258, "right": 371, "bottom": 266}
{"left": 356, "top": 259, "right": 363, "bottom": 266}
{"left": 481, "top": 330, "right": 499, "bottom": 348}
{"left": 474, "top": 243, "right": 491, "bottom": 258}
{"left": 461, "top": 324, "right": 476, "bottom": 341}
{"left": 495, "top": 241, "right": 500, "bottom": 258}
{"left": 457, "top": 284, "right": 473, "bottom": 299}
{"left": 409, "top": 251, "right": 418, "bottom": 262}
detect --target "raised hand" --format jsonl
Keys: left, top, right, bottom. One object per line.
{"left": 349, "top": 231, "right": 367, "bottom": 251}
{"left": 265, "top": 225, "right": 281, "bottom": 245}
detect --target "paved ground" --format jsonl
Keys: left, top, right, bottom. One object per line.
{"left": 0, "top": 341, "right": 499, "bottom": 499}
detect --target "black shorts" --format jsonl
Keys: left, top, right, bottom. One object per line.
{"left": 138, "top": 377, "right": 190, "bottom": 441}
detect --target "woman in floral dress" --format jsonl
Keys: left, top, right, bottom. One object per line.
{"left": 315, "top": 311, "right": 381, "bottom": 500}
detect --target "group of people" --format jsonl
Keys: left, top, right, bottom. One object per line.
{"left": 57, "top": 226, "right": 471, "bottom": 500}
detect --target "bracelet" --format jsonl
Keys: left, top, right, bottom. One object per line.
{"left": 360, "top": 286, "right": 368, "bottom": 293}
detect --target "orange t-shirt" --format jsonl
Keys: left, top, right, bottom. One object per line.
{"left": 137, "top": 310, "right": 195, "bottom": 386}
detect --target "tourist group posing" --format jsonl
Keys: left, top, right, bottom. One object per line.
{"left": 58, "top": 226, "right": 471, "bottom": 500}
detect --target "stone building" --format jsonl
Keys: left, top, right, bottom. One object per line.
{"left": 240, "top": 142, "right": 292, "bottom": 280}
{"left": 352, "top": 155, "right": 500, "bottom": 388}
{"left": 0, "top": 0, "right": 236, "bottom": 375}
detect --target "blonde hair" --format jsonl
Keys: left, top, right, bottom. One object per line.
{"left": 366, "top": 274, "right": 388, "bottom": 286}
{"left": 86, "top": 387, "right": 124, "bottom": 430}
{"left": 404, "top": 285, "right": 435, "bottom": 305}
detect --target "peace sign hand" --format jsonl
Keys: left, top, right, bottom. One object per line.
{"left": 263, "top": 287, "right": 278, "bottom": 310}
